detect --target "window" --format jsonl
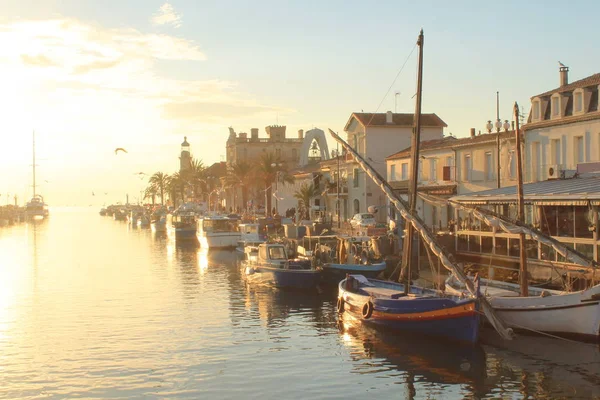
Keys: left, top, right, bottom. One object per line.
{"left": 551, "top": 139, "right": 561, "bottom": 164}
{"left": 353, "top": 199, "right": 360, "bottom": 214}
{"left": 485, "top": 152, "right": 493, "bottom": 180}
{"left": 463, "top": 155, "right": 472, "bottom": 181}
{"left": 430, "top": 158, "right": 437, "bottom": 181}
{"left": 575, "top": 92, "right": 583, "bottom": 113}
{"left": 390, "top": 164, "right": 396, "bottom": 181}
{"left": 401, "top": 163, "right": 408, "bottom": 180}
{"left": 353, "top": 135, "right": 358, "bottom": 150}
{"left": 552, "top": 96, "right": 559, "bottom": 116}
{"left": 418, "top": 159, "right": 423, "bottom": 181}
{"left": 445, "top": 156, "right": 454, "bottom": 180}
{"left": 575, "top": 136, "right": 584, "bottom": 163}
{"left": 353, "top": 168, "right": 359, "bottom": 187}
{"left": 532, "top": 101, "right": 540, "bottom": 120}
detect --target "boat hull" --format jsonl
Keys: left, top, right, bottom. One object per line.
{"left": 168, "top": 227, "right": 197, "bottom": 241}
{"left": 339, "top": 278, "right": 480, "bottom": 343}
{"left": 198, "top": 233, "right": 241, "bottom": 249}
{"left": 151, "top": 221, "right": 167, "bottom": 232}
{"left": 322, "top": 262, "right": 386, "bottom": 284}
{"left": 446, "top": 277, "right": 600, "bottom": 340}
{"left": 244, "top": 265, "right": 321, "bottom": 290}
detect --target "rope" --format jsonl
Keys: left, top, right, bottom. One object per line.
{"left": 364, "top": 44, "right": 417, "bottom": 127}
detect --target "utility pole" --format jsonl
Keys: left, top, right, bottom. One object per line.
{"left": 337, "top": 142, "right": 340, "bottom": 229}
{"left": 514, "top": 102, "right": 528, "bottom": 297}
{"left": 400, "top": 29, "right": 424, "bottom": 293}
{"left": 496, "top": 92, "right": 501, "bottom": 189}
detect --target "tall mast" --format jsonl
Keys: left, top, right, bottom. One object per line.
{"left": 32, "top": 130, "right": 36, "bottom": 197}
{"left": 400, "top": 29, "right": 424, "bottom": 293}
{"left": 514, "top": 102, "right": 528, "bottom": 297}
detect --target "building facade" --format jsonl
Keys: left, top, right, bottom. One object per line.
{"left": 386, "top": 129, "right": 516, "bottom": 229}
{"left": 344, "top": 111, "right": 447, "bottom": 222}
{"left": 524, "top": 67, "right": 600, "bottom": 182}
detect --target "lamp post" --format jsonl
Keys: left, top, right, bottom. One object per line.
{"left": 271, "top": 162, "right": 283, "bottom": 216}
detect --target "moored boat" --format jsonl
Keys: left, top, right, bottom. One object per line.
{"left": 196, "top": 215, "right": 240, "bottom": 249}
{"left": 445, "top": 274, "right": 600, "bottom": 340}
{"left": 25, "top": 195, "right": 49, "bottom": 220}
{"left": 236, "top": 223, "right": 267, "bottom": 253}
{"left": 339, "top": 275, "right": 481, "bottom": 343}
{"left": 242, "top": 243, "right": 321, "bottom": 289}
{"left": 167, "top": 205, "right": 197, "bottom": 242}
{"left": 297, "top": 235, "right": 387, "bottom": 284}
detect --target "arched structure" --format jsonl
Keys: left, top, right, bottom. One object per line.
{"left": 299, "top": 128, "right": 330, "bottom": 166}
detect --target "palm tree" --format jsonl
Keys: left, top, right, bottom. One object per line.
{"left": 188, "top": 158, "right": 205, "bottom": 201}
{"left": 227, "top": 161, "right": 253, "bottom": 212}
{"left": 144, "top": 185, "right": 157, "bottom": 205}
{"left": 256, "top": 153, "right": 294, "bottom": 216}
{"left": 149, "top": 172, "right": 169, "bottom": 205}
{"left": 168, "top": 172, "right": 186, "bottom": 206}
{"left": 294, "top": 182, "right": 318, "bottom": 220}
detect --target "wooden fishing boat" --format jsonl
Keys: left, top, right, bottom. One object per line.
{"left": 242, "top": 243, "right": 321, "bottom": 289}
{"left": 297, "top": 235, "right": 387, "bottom": 284}
{"left": 338, "top": 274, "right": 481, "bottom": 343}
{"left": 196, "top": 215, "right": 240, "bottom": 249}
{"left": 445, "top": 274, "right": 600, "bottom": 340}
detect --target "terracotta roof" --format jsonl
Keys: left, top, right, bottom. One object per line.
{"left": 385, "top": 131, "right": 515, "bottom": 161}
{"left": 344, "top": 112, "right": 447, "bottom": 130}
{"left": 534, "top": 73, "right": 600, "bottom": 98}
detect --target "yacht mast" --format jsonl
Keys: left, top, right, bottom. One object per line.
{"left": 513, "top": 103, "right": 528, "bottom": 297}
{"left": 32, "top": 130, "right": 36, "bottom": 197}
{"left": 400, "top": 29, "right": 424, "bottom": 294}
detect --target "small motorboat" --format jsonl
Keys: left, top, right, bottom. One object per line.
{"left": 242, "top": 243, "right": 321, "bottom": 290}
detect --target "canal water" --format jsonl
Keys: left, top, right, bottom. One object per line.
{"left": 0, "top": 208, "right": 598, "bottom": 399}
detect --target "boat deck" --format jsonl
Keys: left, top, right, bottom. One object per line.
{"left": 361, "top": 286, "right": 434, "bottom": 300}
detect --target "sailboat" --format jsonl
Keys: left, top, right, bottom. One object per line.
{"left": 444, "top": 104, "right": 600, "bottom": 340}
{"left": 334, "top": 30, "right": 510, "bottom": 344}
{"left": 25, "top": 131, "right": 49, "bottom": 220}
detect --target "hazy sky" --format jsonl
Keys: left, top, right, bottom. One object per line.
{"left": 1, "top": 0, "right": 599, "bottom": 206}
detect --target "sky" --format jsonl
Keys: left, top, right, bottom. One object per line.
{"left": 1, "top": 0, "right": 599, "bottom": 206}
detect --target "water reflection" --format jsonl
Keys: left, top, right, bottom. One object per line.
{"left": 339, "top": 313, "right": 487, "bottom": 398}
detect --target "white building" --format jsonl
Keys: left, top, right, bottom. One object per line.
{"left": 524, "top": 66, "right": 600, "bottom": 182}
{"left": 344, "top": 111, "right": 446, "bottom": 222}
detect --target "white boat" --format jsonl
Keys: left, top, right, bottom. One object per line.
{"left": 167, "top": 204, "right": 197, "bottom": 242}
{"left": 25, "top": 195, "right": 49, "bottom": 220}
{"left": 445, "top": 274, "right": 600, "bottom": 340}
{"left": 196, "top": 215, "right": 240, "bottom": 249}
{"left": 236, "top": 223, "right": 266, "bottom": 253}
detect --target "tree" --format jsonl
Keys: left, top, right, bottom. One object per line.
{"left": 149, "top": 172, "right": 169, "bottom": 205}
{"left": 188, "top": 158, "right": 206, "bottom": 201}
{"left": 256, "top": 153, "right": 294, "bottom": 216}
{"left": 144, "top": 185, "right": 157, "bottom": 205}
{"left": 294, "top": 182, "right": 318, "bottom": 220}
{"left": 227, "top": 161, "right": 253, "bottom": 211}
{"left": 167, "top": 172, "right": 186, "bottom": 206}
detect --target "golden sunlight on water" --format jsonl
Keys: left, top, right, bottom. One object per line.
{"left": 0, "top": 208, "right": 597, "bottom": 399}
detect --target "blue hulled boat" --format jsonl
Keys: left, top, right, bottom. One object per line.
{"left": 338, "top": 275, "right": 481, "bottom": 343}
{"left": 299, "top": 236, "right": 387, "bottom": 284}
{"left": 243, "top": 243, "right": 321, "bottom": 290}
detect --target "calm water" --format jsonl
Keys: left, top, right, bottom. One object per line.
{"left": 0, "top": 208, "right": 598, "bottom": 399}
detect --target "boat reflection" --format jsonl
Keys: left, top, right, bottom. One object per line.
{"left": 338, "top": 312, "right": 487, "bottom": 392}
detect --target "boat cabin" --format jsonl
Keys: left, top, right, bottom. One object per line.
{"left": 167, "top": 212, "right": 196, "bottom": 229}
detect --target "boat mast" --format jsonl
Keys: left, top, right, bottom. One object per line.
{"left": 32, "top": 130, "right": 36, "bottom": 197}
{"left": 400, "top": 29, "right": 424, "bottom": 293}
{"left": 513, "top": 102, "right": 528, "bottom": 297}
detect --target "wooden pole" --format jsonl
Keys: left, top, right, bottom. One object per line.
{"left": 400, "top": 29, "right": 424, "bottom": 292}
{"left": 514, "top": 102, "right": 528, "bottom": 297}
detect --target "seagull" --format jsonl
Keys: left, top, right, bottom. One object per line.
{"left": 558, "top": 61, "right": 566, "bottom": 68}
{"left": 115, "top": 148, "right": 128, "bottom": 155}
{"left": 92, "top": 191, "right": 95, "bottom": 196}
{"left": 134, "top": 172, "right": 146, "bottom": 176}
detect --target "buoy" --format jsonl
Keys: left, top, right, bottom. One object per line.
{"left": 362, "top": 301, "right": 374, "bottom": 319}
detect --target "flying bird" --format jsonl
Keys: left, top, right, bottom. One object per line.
{"left": 114, "top": 148, "right": 128, "bottom": 155}
{"left": 92, "top": 191, "right": 95, "bottom": 196}
{"left": 135, "top": 172, "right": 146, "bottom": 176}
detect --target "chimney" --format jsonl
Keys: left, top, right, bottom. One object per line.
{"left": 251, "top": 128, "right": 259, "bottom": 140}
{"left": 470, "top": 128, "right": 476, "bottom": 138}
{"left": 386, "top": 111, "right": 393, "bottom": 124}
{"left": 298, "top": 129, "right": 304, "bottom": 139}
{"left": 559, "top": 64, "right": 569, "bottom": 87}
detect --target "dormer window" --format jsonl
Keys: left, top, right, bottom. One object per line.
{"left": 574, "top": 90, "right": 584, "bottom": 114}
{"left": 551, "top": 96, "right": 559, "bottom": 116}
{"left": 532, "top": 100, "right": 540, "bottom": 120}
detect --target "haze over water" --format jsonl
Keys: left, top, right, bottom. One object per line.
{"left": 0, "top": 208, "right": 598, "bottom": 399}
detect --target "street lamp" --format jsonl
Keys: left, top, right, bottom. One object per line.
{"left": 271, "top": 162, "right": 283, "bottom": 216}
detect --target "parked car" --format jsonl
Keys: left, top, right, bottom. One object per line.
{"left": 350, "top": 213, "right": 377, "bottom": 229}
